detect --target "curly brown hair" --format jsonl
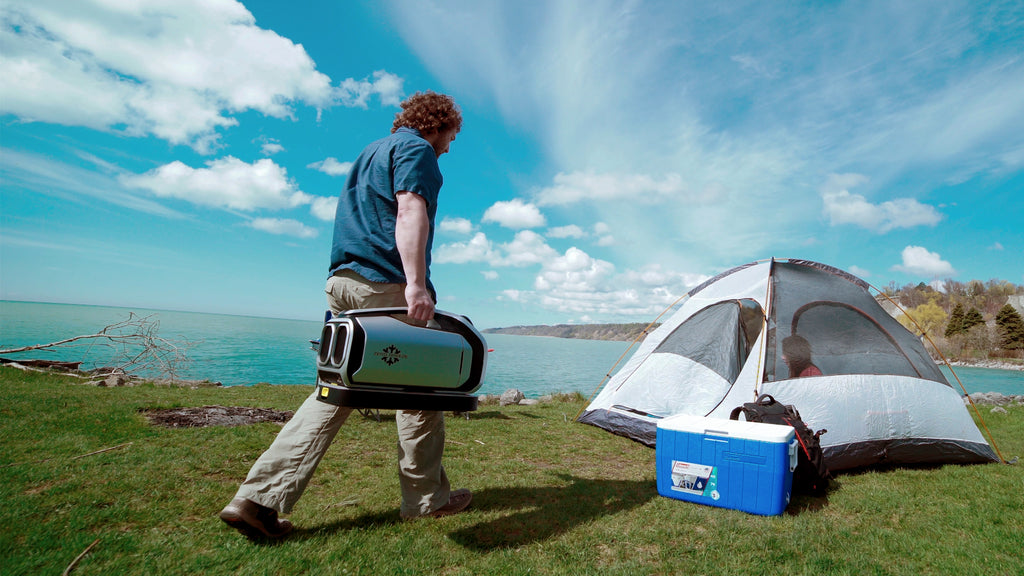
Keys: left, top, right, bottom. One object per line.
{"left": 392, "top": 91, "right": 462, "bottom": 135}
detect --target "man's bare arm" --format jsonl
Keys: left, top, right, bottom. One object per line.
{"left": 395, "top": 191, "right": 434, "bottom": 321}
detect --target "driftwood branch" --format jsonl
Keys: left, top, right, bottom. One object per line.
{"left": 3, "top": 441, "right": 134, "bottom": 469}
{"left": 70, "top": 442, "right": 133, "bottom": 460}
{"left": 62, "top": 538, "right": 100, "bottom": 576}
{"left": 0, "top": 312, "right": 194, "bottom": 381}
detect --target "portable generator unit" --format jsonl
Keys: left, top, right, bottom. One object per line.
{"left": 314, "top": 308, "right": 487, "bottom": 412}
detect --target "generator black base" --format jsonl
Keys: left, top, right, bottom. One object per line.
{"left": 315, "top": 382, "right": 479, "bottom": 412}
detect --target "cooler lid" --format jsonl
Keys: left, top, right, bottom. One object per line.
{"left": 657, "top": 414, "right": 795, "bottom": 443}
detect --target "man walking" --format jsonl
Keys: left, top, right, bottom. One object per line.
{"left": 220, "top": 91, "right": 470, "bottom": 540}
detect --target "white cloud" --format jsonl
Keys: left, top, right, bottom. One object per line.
{"left": 0, "top": 231, "right": 92, "bottom": 254}
{"left": 434, "top": 232, "right": 498, "bottom": 264}
{"left": 386, "top": 2, "right": 1024, "bottom": 278}
{"left": 309, "top": 196, "right": 337, "bottom": 221}
{"left": 821, "top": 174, "right": 944, "bottom": 234}
{"left": 535, "top": 171, "right": 714, "bottom": 207}
{"left": 547, "top": 225, "right": 586, "bottom": 239}
{"left": 822, "top": 189, "right": 942, "bottom": 233}
{"left": 337, "top": 70, "right": 405, "bottom": 108}
{"left": 891, "top": 246, "right": 956, "bottom": 278}
{"left": 440, "top": 217, "right": 474, "bottom": 234}
{"left": 436, "top": 223, "right": 710, "bottom": 320}
{"left": 997, "top": 145, "right": 1024, "bottom": 172}
{"left": 248, "top": 218, "right": 318, "bottom": 238}
{"left": 619, "top": 264, "right": 707, "bottom": 290}
{"left": 500, "top": 289, "right": 522, "bottom": 302}
{"left": 121, "top": 157, "right": 309, "bottom": 212}
{"left": 482, "top": 199, "right": 546, "bottom": 229}
{"left": 307, "top": 157, "right": 353, "bottom": 176}
{"left": 0, "top": 1, "right": 402, "bottom": 151}
{"left": 437, "top": 230, "right": 558, "bottom": 268}
{"left": 525, "top": 245, "right": 708, "bottom": 319}
{"left": 731, "top": 54, "right": 777, "bottom": 79}
{"left": 875, "top": 60, "right": 1024, "bottom": 176}
{"left": 260, "top": 138, "right": 284, "bottom": 156}
{"left": 988, "top": 242, "right": 1004, "bottom": 251}
{"left": 126, "top": 84, "right": 238, "bottom": 154}
{"left": 823, "top": 173, "right": 870, "bottom": 193}
{"left": 497, "top": 231, "right": 559, "bottom": 266}
{"left": 1, "top": 148, "right": 184, "bottom": 218}
{"left": 524, "top": 250, "right": 707, "bottom": 319}
{"left": 847, "top": 265, "right": 871, "bottom": 278}
{"left": 535, "top": 247, "right": 615, "bottom": 291}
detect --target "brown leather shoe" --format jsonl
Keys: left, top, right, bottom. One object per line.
{"left": 402, "top": 488, "right": 473, "bottom": 520}
{"left": 431, "top": 488, "right": 472, "bottom": 517}
{"left": 219, "top": 498, "right": 293, "bottom": 540}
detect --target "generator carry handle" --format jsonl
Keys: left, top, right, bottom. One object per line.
{"left": 342, "top": 307, "right": 474, "bottom": 326}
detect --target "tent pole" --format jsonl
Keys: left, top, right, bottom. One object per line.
{"left": 753, "top": 258, "right": 776, "bottom": 398}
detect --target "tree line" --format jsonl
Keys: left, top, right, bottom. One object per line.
{"left": 882, "top": 279, "right": 1024, "bottom": 360}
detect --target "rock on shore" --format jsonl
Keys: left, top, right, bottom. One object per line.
{"left": 948, "top": 359, "right": 1024, "bottom": 371}
{"left": 964, "top": 392, "right": 1024, "bottom": 406}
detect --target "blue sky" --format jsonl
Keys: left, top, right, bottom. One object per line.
{"left": 2, "top": 0, "right": 1022, "bottom": 329}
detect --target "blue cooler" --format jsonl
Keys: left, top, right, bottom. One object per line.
{"left": 656, "top": 414, "right": 798, "bottom": 516}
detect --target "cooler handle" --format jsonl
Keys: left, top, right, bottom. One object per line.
{"left": 788, "top": 438, "right": 799, "bottom": 472}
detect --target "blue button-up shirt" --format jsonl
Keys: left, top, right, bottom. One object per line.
{"left": 329, "top": 127, "right": 442, "bottom": 295}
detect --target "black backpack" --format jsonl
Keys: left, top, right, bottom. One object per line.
{"left": 729, "top": 394, "right": 832, "bottom": 495}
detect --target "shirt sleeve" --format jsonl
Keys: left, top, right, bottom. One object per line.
{"left": 392, "top": 140, "right": 443, "bottom": 208}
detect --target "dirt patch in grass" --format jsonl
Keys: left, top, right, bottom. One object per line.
{"left": 142, "top": 406, "right": 293, "bottom": 428}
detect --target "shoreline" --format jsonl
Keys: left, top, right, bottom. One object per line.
{"left": 0, "top": 363, "right": 1020, "bottom": 406}
{"left": 945, "top": 359, "right": 1024, "bottom": 372}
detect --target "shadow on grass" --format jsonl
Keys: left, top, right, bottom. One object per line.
{"left": 462, "top": 410, "right": 513, "bottom": 420}
{"left": 288, "top": 474, "right": 655, "bottom": 549}
{"left": 448, "top": 474, "right": 655, "bottom": 551}
{"left": 785, "top": 479, "right": 837, "bottom": 515}
{"left": 350, "top": 410, "right": 515, "bottom": 422}
{"left": 786, "top": 492, "right": 831, "bottom": 514}
{"left": 287, "top": 510, "right": 396, "bottom": 541}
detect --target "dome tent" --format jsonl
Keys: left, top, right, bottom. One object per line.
{"left": 577, "top": 258, "right": 999, "bottom": 472}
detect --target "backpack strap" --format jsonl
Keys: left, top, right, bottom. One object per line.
{"left": 781, "top": 415, "right": 811, "bottom": 457}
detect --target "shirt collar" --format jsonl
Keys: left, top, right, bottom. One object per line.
{"left": 395, "top": 126, "right": 422, "bottom": 138}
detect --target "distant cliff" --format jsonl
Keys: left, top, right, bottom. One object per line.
{"left": 483, "top": 323, "right": 659, "bottom": 342}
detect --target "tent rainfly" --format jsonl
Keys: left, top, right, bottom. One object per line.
{"left": 577, "top": 258, "right": 999, "bottom": 472}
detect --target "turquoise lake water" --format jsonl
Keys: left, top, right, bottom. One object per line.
{"left": 2, "top": 300, "right": 1022, "bottom": 398}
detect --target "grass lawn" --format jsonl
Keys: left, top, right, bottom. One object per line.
{"left": 1, "top": 367, "right": 1021, "bottom": 575}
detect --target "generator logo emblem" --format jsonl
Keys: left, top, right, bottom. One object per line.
{"left": 376, "top": 345, "right": 407, "bottom": 366}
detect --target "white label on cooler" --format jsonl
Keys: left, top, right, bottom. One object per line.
{"left": 670, "top": 460, "right": 714, "bottom": 495}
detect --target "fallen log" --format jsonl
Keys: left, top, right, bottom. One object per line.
{"left": 0, "top": 357, "right": 83, "bottom": 371}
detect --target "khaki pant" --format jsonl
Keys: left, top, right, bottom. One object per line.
{"left": 233, "top": 270, "right": 450, "bottom": 518}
